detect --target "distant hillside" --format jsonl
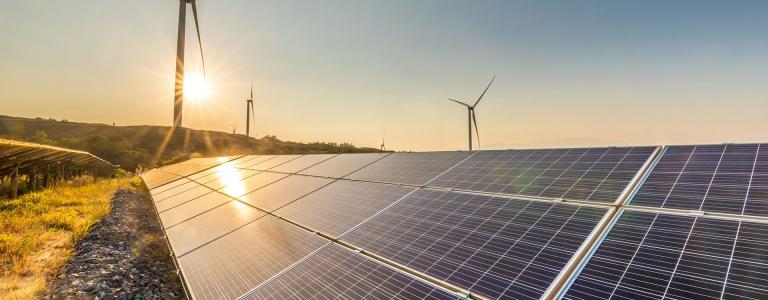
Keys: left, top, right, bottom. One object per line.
{"left": 0, "top": 115, "right": 380, "bottom": 171}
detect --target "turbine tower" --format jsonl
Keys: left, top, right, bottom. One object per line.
{"left": 246, "top": 84, "right": 255, "bottom": 137}
{"left": 448, "top": 75, "right": 495, "bottom": 151}
{"left": 174, "top": 0, "right": 206, "bottom": 127}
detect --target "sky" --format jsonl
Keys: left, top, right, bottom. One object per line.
{"left": 1, "top": 0, "right": 767, "bottom": 151}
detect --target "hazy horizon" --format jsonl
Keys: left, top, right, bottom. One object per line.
{"left": 2, "top": 1, "right": 767, "bottom": 151}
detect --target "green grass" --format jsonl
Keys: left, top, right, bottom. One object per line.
{"left": 0, "top": 177, "right": 133, "bottom": 299}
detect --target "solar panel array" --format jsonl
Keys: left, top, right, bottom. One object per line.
{"left": 140, "top": 144, "right": 768, "bottom": 300}
{"left": 560, "top": 143, "right": 768, "bottom": 299}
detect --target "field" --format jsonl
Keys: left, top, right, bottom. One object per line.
{"left": 0, "top": 177, "right": 132, "bottom": 299}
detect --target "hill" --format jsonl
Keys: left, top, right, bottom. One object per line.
{"left": 0, "top": 115, "right": 380, "bottom": 171}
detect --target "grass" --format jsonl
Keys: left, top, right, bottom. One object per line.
{"left": 0, "top": 177, "right": 134, "bottom": 299}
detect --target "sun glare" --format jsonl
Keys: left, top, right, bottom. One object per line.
{"left": 183, "top": 72, "right": 212, "bottom": 102}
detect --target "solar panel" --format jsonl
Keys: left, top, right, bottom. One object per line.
{"left": 159, "top": 192, "right": 234, "bottom": 228}
{"left": 269, "top": 154, "right": 337, "bottom": 173}
{"left": 629, "top": 144, "right": 768, "bottom": 216}
{"left": 149, "top": 177, "right": 191, "bottom": 196}
{"left": 243, "top": 244, "right": 460, "bottom": 300}
{"left": 299, "top": 153, "right": 390, "bottom": 178}
{"left": 562, "top": 210, "right": 768, "bottom": 300}
{"left": 429, "top": 147, "right": 656, "bottom": 203}
{"left": 275, "top": 180, "right": 415, "bottom": 237}
{"left": 237, "top": 175, "right": 335, "bottom": 212}
{"left": 243, "top": 154, "right": 303, "bottom": 171}
{"left": 216, "top": 171, "right": 290, "bottom": 198}
{"left": 142, "top": 169, "right": 184, "bottom": 189}
{"left": 177, "top": 216, "right": 329, "bottom": 300}
{"left": 341, "top": 189, "right": 608, "bottom": 300}
{"left": 226, "top": 155, "right": 277, "bottom": 169}
{"left": 155, "top": 186, "right": 214, "bottom": 212}
{"left": 345, "top": 151, "right": 474, "bottom": 186}
{"left": 165, "top": 201, "right": 265, "bottom": 256}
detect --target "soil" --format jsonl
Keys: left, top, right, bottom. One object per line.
{"left": 47, "top": 187, "right": 185, "bottom": 299}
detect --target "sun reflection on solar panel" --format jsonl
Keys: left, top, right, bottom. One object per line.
{"left": 215, "top": 163, "right": 246, "bottom": 197}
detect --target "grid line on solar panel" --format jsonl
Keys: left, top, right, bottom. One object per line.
{"left": 561, "top": 209, "right": 768, "bottom": 300}
{"left": 274, "top": 180, "right": 417, "bottom": 237}
{"left": 341, "top": 189, "right": 608, "bottom": 300}
{"left": 241, "top": 154, "right": 304, "bottom": 171}
{"left": 177, "top": 216, "right": 330, "bottom": 300}
{"left": 628, "top": 144, "right": 768, "bottom": 217}
{"left": 299, "top": 153, "right": 392, "bottom": 178}
{"left": 429, "top": 147, "right": 656, "bottom": 203}
{"left": 269, "top": 154, "right": 338, "bottom": 174}
{"left": 241, "top": 244, "right": 460, "bottom": 300}
{"left": 344, "top": 151, "right": 476, "bottom": 186}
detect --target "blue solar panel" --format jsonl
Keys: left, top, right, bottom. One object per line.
{"left": 562, "top": 210, "right": 768, "bottom": 300}
{"left": 342, "top": 189, "right": 607, "bottom": 300}
{"left": 345, "top": 151, "right": 474, "bottom": 186}
{"left": 429, "top": 147, "right": 655, "bottom": 203}
{"left": 242, "top": 244, "right": 459, "bottom": 300}
{"left": 629, "top": 144, "right": 768, "bottom": 216}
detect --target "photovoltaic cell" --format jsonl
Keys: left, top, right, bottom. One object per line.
{"left": 275, "top": 180, "right": 415, "bottom": 237}
{"left": 149, "top": 177, "right": 191, "bottom": 196}
{"left": 299, "top": 153, "right": 390, "bottom": 178}
{"left": 243, "top": 244, "right": 459, "bottom": 300}
{"left": 166, "top": 201, "right": 265, "bottom": 256}
{"left": 159, "top": 192, "right": 234, "bottom": 228}
{"left": 270, "top": 154, "right": 337, "bottom": 173}
{"left": 177, "top": 216, "right": 329, "bottom": 300}
{"left": 563, "top": 210, "right": 768, "bottom": 300}
{"left": 238, "top": 175, "right": 334, "bottom": 212}
{"left": 155, "top": 185, "right": 214, "bottom": 212}
{"left": 342, "top": 189, "right": 607, "bottom": 300}
{"left": 227, "top": 155, "right": 277, "bottom": 169}
{"left": 345, "top": 151, "right": 474, "bottom": 186}
{"left": 142, "top": 169, "right": 184, "bottom": 189}
{"left": 629, "top": 144, "right": 768, "bottom": 216}
{"left": 429, "top": 147, "right": 655, "bottom": 203}
{"left": 216, "top": 171, "right": 290, "bottom": 198}
{"left": 243, "top": 155, "right": 303, "bottom": 171}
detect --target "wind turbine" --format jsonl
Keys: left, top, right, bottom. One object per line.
{"left": 245, "top": 84, "right": 255, "bottom": 137}
{"left": 173, "top": 0, "right": 206, "bottom": 127}
{"left": 448, "top": 76, "right": 495, "bottom": 151}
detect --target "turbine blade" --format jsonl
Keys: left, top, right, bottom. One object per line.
{"left": 250, "top": 83, "right": 253, "bottom": 99}
{"left": 191, "top": 1, "right": 206, "bottom": 77}
{"left": 448, "top": 98, "right": 471, "bottom": 107}
{"left": 472, "top": 111, "right": 480, "bottom": 150}
{"left": 473, "top": 75, "right": 495, "bottom": 107}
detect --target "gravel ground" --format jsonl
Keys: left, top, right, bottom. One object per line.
{"left": 47, "top": 187, "right": 185, "bottom": 299}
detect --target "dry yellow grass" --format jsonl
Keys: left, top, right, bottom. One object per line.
{"left": 0, "top": 177, "right": 133, "bottom": 299}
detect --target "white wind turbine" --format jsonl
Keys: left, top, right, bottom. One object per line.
{"left": 448, "top": 76, "right": 495, "bottom": 151}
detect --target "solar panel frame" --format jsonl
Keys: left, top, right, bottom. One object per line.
{"left": 176, "top": 216, "right": 330, "bottom": 300}
{"left": 269, "top": 154, "right": 337, "bottom": 174}
{"left": 299, "top": 153, "right": 391, "bottom": 178}
{"left": 165, "top": 201, "right": 266, "bottom": 256}
{"left": 428, "top": 147, "right": 658, "bottom": 204}
{"left": 559, "top": 209, "right": 768, "bottom": 300}
{"left": 241, "top": 243, "right": 461, "bottom": 300}
{"left": 627, "top": 144, "right": 768, "bottom": 217}
{"left": 341, "top": 189, "right": 610, "bottom": 300}
{"left": 344, "top": 151, "right": 475, "bottom": 186}
{"left": 274, "top": 180, "right": 416, "bottom": 237}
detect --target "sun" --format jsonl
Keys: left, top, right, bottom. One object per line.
{"left": 183, "top": 72, "right": 212, "bottom": 102}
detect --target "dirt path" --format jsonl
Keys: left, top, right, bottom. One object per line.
{"left": 47, "top": 187, "right": 184, "bottom": 299}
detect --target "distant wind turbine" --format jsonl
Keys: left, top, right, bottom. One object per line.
{"left": 246, "top": 84, "right": 256, "bottom": 137}
{"left": 448, "top": 76, "right": 495, "bottom": 151}
{"left": 173, "top": 0, "right": 206, "bottom": 127}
